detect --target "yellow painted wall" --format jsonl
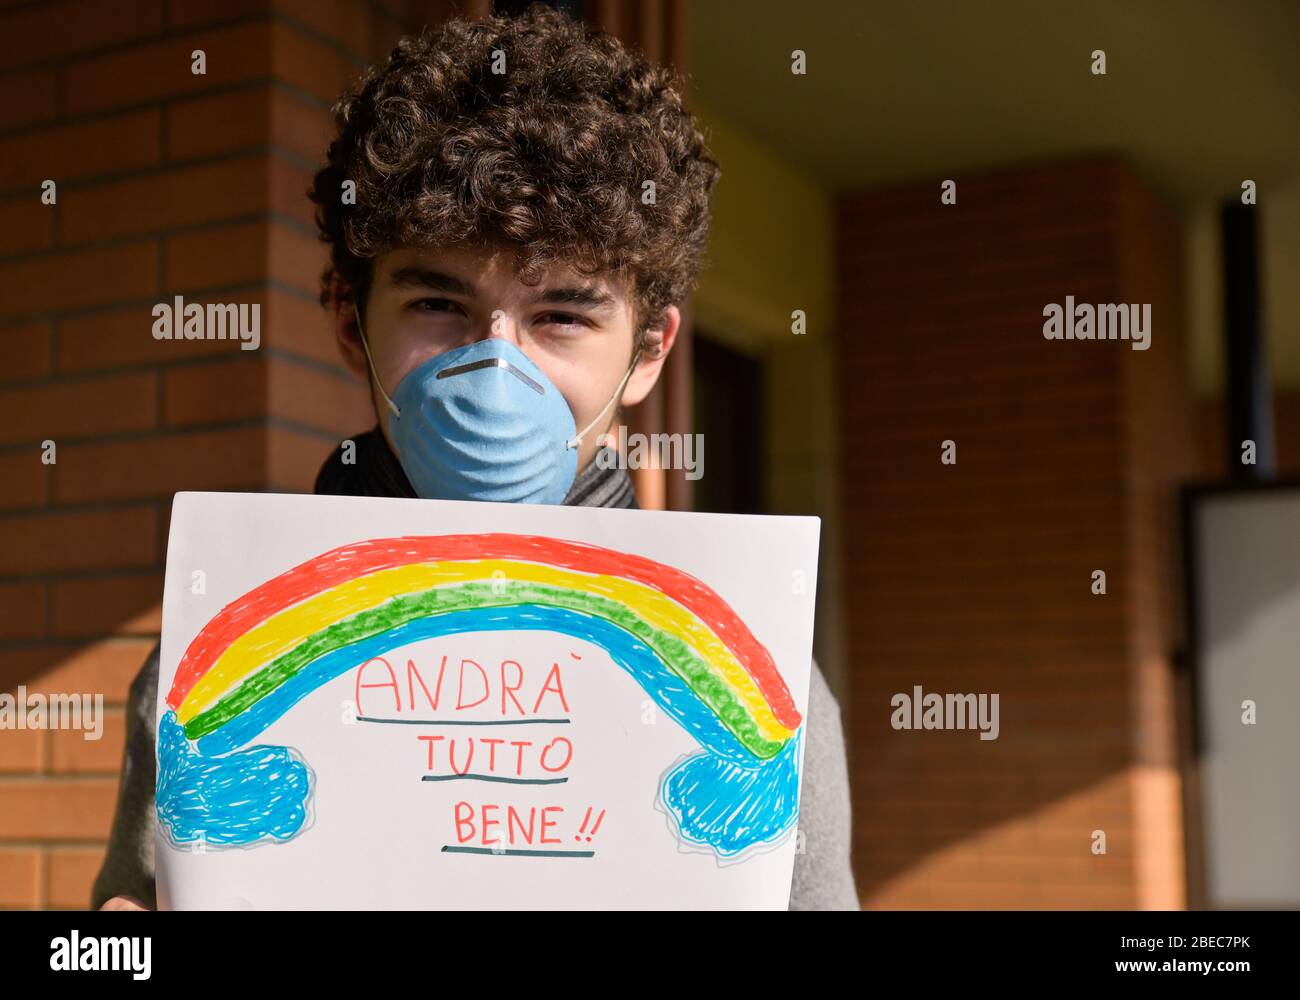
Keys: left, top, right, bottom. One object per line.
{"left": 687, "top": 96, "right": 849, "bottom": 699}
{"left": 689, "top": 98, "right": 837, "bottom": 353}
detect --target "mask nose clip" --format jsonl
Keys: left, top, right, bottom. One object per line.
{"left": 436, "top": 356, "right": 546, "bottom": 395}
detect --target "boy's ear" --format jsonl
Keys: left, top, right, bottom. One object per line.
{"left": 621, "top": 305, "right": 681, "bottom": 407}
{"left": 330, "top": 275, "right": 369, "bottom": 381}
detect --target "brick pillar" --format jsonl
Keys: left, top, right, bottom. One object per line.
{"left": 837, "top": 156, "right": 1196, "bottom": 908}
{"left": 0, "top": 0, "right": 422, "bottom": 909}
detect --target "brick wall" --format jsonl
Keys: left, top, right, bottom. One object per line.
{"left": 0, "top": 0, "right": 694, "bottom": 913}
{"left": 836, "top": 156, "right": 1197, "bottom": 908}
{"left": 0, "top": 0, "right": 431, "bottom": 910}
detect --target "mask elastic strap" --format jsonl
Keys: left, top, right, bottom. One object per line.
{"left": 567, "top": 350, "right": 641, "bottom": 450}
{"left": 354, "top": 302, "right": 402, "bottom": 419}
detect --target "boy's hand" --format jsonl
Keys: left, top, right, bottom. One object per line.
{"left": 99, "top": 895, "right": 149, "bottom": 911}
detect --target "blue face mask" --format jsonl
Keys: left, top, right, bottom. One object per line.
{"left": 355, "top": 306, "right": 637, "bottom": 505}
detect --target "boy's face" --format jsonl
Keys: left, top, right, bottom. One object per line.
{"left": 332, "top": 244, "right": 678, "bottom": 475}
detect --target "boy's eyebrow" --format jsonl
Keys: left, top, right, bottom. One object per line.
{"left": 389, "top": 267, "right": 478, "bottom": 297}
{"left": 529, "top": 286, "right": 617, "bottom": 310}
{"left": 390, "top": 266, "right": 617, "bottom": 311}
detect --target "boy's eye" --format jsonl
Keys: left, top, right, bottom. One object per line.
{"left": 540, "top": 312, "right": 584, "bottom": 328}
{"left": 412, "top": 297, "right": 462, "bottom": 314}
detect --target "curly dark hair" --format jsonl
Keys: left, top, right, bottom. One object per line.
{"left": 310, "top": 2, "right": 720, "bottom": 352}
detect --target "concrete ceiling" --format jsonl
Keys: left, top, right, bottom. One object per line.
{"left": 686, "top": 0, "right": 1300, "bottom": 203}
{"left": 685, "top": 0, "right": 1300, "bottom": 392}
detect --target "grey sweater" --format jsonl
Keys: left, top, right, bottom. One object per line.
{"left": 91, "top": 643, "right": 859, "bottom": 909}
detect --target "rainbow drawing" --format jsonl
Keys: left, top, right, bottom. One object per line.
{"left": 156, "top": 534, "right": 805, "bottom": 859}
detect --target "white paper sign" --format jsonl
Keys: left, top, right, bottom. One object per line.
{"left": 155, "top": 491, "right": 820, "bottom": 910}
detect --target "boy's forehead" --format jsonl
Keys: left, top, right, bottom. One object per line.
{"left": 377, "top": 245, "right": 629, "bottom": 301}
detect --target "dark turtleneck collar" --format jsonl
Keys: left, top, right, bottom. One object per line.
{"left": 313, "top": 427, "right": 638, "bottom": 509}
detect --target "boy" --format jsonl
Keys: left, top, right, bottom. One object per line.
{"left": 93, "top": 4, "right": 858, "bottom": 911}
